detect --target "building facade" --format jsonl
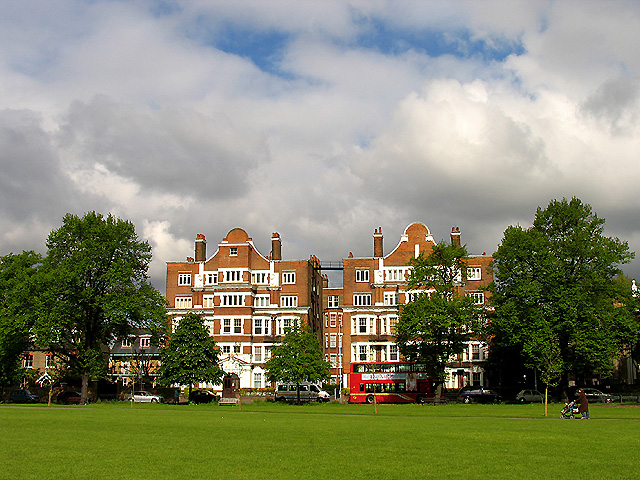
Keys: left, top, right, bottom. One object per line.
{"left": 166, "top": 228, "right": 324, "bottom": 391}
{"left": 166, "top": 223, "right": 493, "bottom": 393}
{"left": 322, "top": 223, "right": 493, "bottom": 392}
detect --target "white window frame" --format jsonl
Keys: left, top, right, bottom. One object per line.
{"left": 353, "top": 294, "right": 371, "bottom": 306}
{"left": 385, "top": 268, "right": 407, "bottom": 282}
{"left": 468, "top": 292, "right": 485, "bottom": 304}
{"left": 384, "top": 292, "right": 397, "bottom": 306}
{"left": 230, "top": 247, "right": 238, "bottom": 256}
{"left": 254, "top": 295, "right": 270, "bottom": 307}
{"left": 221, "top": 294, "right": 244, "bottom": 306}
{"left": 282, "top": 272, "right": 296, "bottom": 284}
{"left": 329, "top": 313, "right": 337, "bottom": 328}
{"left": 251, "top": 272, "right": 268, "bottom": 285}
{"left": 175, "top": 296, "right": 192, "bottom": 309}
{"left": 390, "top": 344, "right": 398, "bottom": 361}
{"left": 205, "top": 273, "right": 218, "bottom": 285}
{"left": 467, "top": 267, "right": 482, "bottom": 281}
{"left": 222, "top": 270, "right": 242, "bottom": 283}
{"left": 253, "top": 372, "right": 262, "bottom": 389}
{"left": 356, "top": 269, "right": 369, "bottom": 283}
{"left": 330, "top": 333, "right": 337, "bottom": 348}
{"left": 203, "top": 295, "right": 215, "bottom": 308}
{"left": 233, "top": 318, "right": 243, "bottom": 334}
{"left": 222, "top": 318, "right": 232, "bottom": 334}
{"left": 24, "top": 354, "right": 33, "bottom": 369}
{"left": 278, "top": 317, "right": 298, "bottom": 335}
{"left": 281, "top": 295, "right": 298, "bottom": 307}
{"left": 327, "top": 295, "right": 340, "bottom": 308}
{"left": 330, "top": 354, "right": 337, "bottom": 368}
{"left": 253, "top": 318, "right": 269, "bottom": 335}
{"left": 140, "top": 337, "right": 150, "bottom": 348}
{"left": 253, "top": 346, "right": 263, "bottom": 363}
{"left": 178, "top": 273, "right": 191, "bottom": 285}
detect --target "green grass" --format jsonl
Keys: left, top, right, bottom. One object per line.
{"left": 1, "top": 402, "right": 639, "bottom": 479}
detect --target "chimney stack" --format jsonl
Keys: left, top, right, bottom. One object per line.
{"left": 373, "top": 226, "right": 383, "bottom": 258}
{"left": 271, "top": 232, "right": 282, "bottom": 261}
{"left": 194, "top": 234, "right": 207, "bottom": 262}
{"left": 450, "top": 227, "right": 461, "bottom": 248}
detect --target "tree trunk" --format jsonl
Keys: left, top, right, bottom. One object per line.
{"left": 81, "top": 372, "right": 89, "bottom": 405}
{"left": 435, "top": 383, "right": 443, "bottom": 405}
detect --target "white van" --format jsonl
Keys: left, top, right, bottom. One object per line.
{"left": 275, "top": 382, "right": 330, "bottom": 403}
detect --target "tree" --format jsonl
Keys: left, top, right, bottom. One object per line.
{"left": 490, "top": 197, "right": 638, "bottom": 395}
{"left": 0, "top": 251, "right": 42, "bottom": 390}
{"left": 265, "top": 321, "right": 330, "bottom": 404}
{"left": 33, "top": 212, "right": 167, "bottom": 403}
{"left": 157, "top": 313, "right": 224, "bottom": 399}
{"left": 395, "top": 242, "right": 484, "bottom": 397}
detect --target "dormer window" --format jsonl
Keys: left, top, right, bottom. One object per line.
{"left": 230, "top": 247, "right": 238, "bottom": 256}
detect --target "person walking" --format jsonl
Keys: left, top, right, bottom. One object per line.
{"left": 577, "top": 388, "right": 590, "bottom": 419}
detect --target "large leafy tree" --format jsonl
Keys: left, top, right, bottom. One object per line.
{"left": 395, "top": 242, "right": 484, "bottom": 395}
{"left": 157, "top": 312, "right": 224, "bottom": 398}
{"left": 33, "top": 212, "right": 167, "bottom": 403}
{"left": 490, "top": 198, "right": 638, "bottom": 394}
{"left": 0, "top": 251, "right": 42, "bottom": 390}
{"left": 265, "top": 321, "right": 330, "bottom": 404}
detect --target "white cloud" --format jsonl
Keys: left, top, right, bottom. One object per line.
{"left": 0, "top": 0, "right": 639, "bottom": 290}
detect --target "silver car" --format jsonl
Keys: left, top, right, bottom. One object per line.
{"left": 516, "top": 389, "right": 545, "bottom": 403}
{"left": 125, "top": 390, "right": 163, "bottom": 403}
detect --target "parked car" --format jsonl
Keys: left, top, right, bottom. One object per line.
{"left": 457, "top": 386, "right": 500, "bottom": 404}
{"left": 190, "top": 389, "right": 218, "bottom": 404}
{"left": 124, "top": 391, "right": 163, "bottom": 403}
{"left": 9, "top": 388, "right": 39, "bottom": 403}
{"left": 56, "top": 391, "right": 94, "bottom": 405}
{"left": 516, "top": 389, "right": 546, "bottom": 403}
{"left": 579, "top": 388, "right": 616, "bottom": 403}
{"left": 275, "top": 382, "right": 331, "bottom": 403}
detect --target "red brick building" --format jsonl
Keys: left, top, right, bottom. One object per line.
{"left": 324, "top": 223, "right": 493, "bottom": 391}
{"left": 166, "top": 228, "right": 324, "bottom": 392}
{"left": 166, "top": 223, "right": 492, "bottom": 393}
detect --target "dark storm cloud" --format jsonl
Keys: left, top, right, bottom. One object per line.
{"left": 0, "top": 109, "right": 74, "bottom": 221}
{"left": 57, "top": 96, "right": 270, "bottom": 200}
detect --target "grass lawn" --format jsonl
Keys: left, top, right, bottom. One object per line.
{"left": 1, "top": 401, "right": 639, "bottom": 480}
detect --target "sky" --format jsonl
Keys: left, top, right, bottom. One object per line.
{"left": 2, "top": 0, "right": 640, "bottom": 292}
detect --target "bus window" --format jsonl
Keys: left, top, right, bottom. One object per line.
{"left": 379, "top": 364, "right": 397, "bottom": 373}
{"left": 398, "top": 363, "right": 411, "bottom": 372}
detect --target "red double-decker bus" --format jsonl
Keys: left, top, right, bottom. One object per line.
{"left": 349, "top": 362, "right": 439, "bottom": 404}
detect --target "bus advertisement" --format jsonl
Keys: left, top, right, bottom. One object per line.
{"left": 349, "top": 362, "right": 440, "bottom": 404}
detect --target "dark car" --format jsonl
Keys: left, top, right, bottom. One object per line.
{"left": 578, "top": 388, "right": 616, "bottom": 404}
{"left": 9, "top": 388, "right": 39, "bottom": 403}
{"left": 56, "top": 391, "right": 94, "bottom": 405}
{"left": 190, "top": 389, "right": 218, "bottom": 404}
{"left": 457, "top": 386, "right": 500, "bottom": 404}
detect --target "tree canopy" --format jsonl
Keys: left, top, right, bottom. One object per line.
{"left": 0, "top": 251, "right": 42, "bottom": 388}
{"left": 395, "top": 242, "right": 483, "bottom": 385}
{"left": 490, "top": 197, "right": 638, "bottom": 391}
{"left": 157, "top": 312, "right": 224, "bottom": 397}
{"left": 33, "top": 212, "right": 167, "bottom": 402}
{"left": 265, "top": 321, "right": 330, "bottom": 403}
